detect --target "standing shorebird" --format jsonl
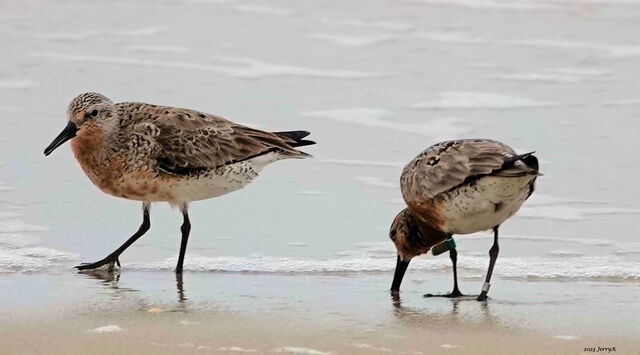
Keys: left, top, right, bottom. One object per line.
{"left": 44, "top": 92, "right": 315, "bottom": 273}
{"left": 389, "top": 139, "right": 539, "bottom": 301}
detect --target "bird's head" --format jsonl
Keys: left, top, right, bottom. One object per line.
{"left": 44, "top": 92, "right": 116, "bottom": 156}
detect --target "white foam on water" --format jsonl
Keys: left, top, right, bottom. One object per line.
{"left": 41, "top": 28, "right": 161, "bottom": 41}
{"left": 518, "top": 205, "right": 640, "bottom": 221}
{"left": 274, "top": 347, "right": 335, "bottom": 355}
{"left": 0, "top": 246, "right": 79, "bottom": 273}
{"left": 218, "top": 347, "right": 258, "bottom": 352}
{"left": 297, "top": 190, "right": 325, "bottom": 196}
{"left": 548, "top": 68, "right": 611, "bottom": 77}
{"left": 504, "top": 39, "right": 640, "bottom": 58}
{"left": 348, "top": 343, "right": 393, "bottom": 352}
{"left": 602, "top": 99, "right": 640, "bottom": 107}
{"left": 405, "top": 0, "right": 558, "bottom": 10}
{"left": 492, "top": 73, "right": 580, "bottom": 83}
{"left": 321, "top": 18, "right": 413, "bottom": 31}
{"left": 301, "top": 108, "right": 468, "bottom": 138}
{"left": 353, "top": 176, "right": 397, "bottom": 189}
{"left": 548, "top": 250, "right": 583, "bottom": 257}
{"left": 124, "top": 45, "right": 190, "bottom": 53}
{"left": 0, "top": 79, "right": 35, "bottom": 89}
{"left": 416, "top": 31, "right": 640, "bottom": 58}
{"left": 32, "top": 52, "right": 384, "bottom": 80}
{"left": 0, "top": 212, "right": 20, "bottom": 219}
{"left": 319, "top": 159, "right": 405, "bottom": 168}
{"left": 209, "top": 56, "right": 385, "bottom": 79}
{"left": 0, "top": 219, "right": 49, "bottom": 233}
{"left": 127, "top": 252, "right": 640, "bottom": 279}
{"left": 469, "top": 233, "right": 614, "bottom": 247}
{"left": 410, "top": 91, "right": 555, "bottom": 109}
{"left": 440, "top": 344, "right": 463, "bottom": 349}
{"left": 311, "top": 33, "right": 398, "bottom": 47}
{"left": 86, "top": 325, "right": 124, "bottom": 334}
{"left": 553, "top": 335, "right": 579, "bottom": 341}
{"left": 233, "top": 4, "right": 291, "bottom": 15}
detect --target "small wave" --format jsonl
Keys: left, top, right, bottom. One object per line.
{"left": 547, "top": 250, "right": 583, "bottom": 257}
{"left": 41, "top": 28, "right": 161, "bottom": 41}
{"left": 319, "top": 159, "right": 405, "bottom": 168}
{"left": 301, "top": 108, "right": 469, "bottom": 138}
{"left": 353, "top": 176, "right": 397, "bottom": 189}
{"left": 410, "top": 91, "right": 555, "bottom": 109}
{"left": 233, "top": 4, "right": 291, "bottom": 15}
{"left": 311, "top": 33, "right": 398, "bottom": 47}
{"left": 0, "top": 247, "right": 78, "bottom": 273}
{"left": 492, "top": 73, "right": 580, "bottom": 83}
{"left": 416, "top": 31, "right": 640, "bottom": 58}
{"left": 602, "top": 99, "right": 640, "bottom": 107}
{"left": 405, "top": 0, "right": 558, "bottom": 10}
{"left": 87, "top": 325, "right": 124, "bottom": 334}
{"left": 320, "top": 18, "right": 413, "bottom": 31}
{"left": 124, "top": 45, "right": 190, "bottom": 54}
{"left": 33, "top": 52, "right": 385, "bottom": 80}
{"left": 218, "top": 347, "right": 258, "bottom": 353}
{"left": 127, "top": 253, "right": 640, "bottom": 279}
{"left": 518, "top": 205, "right": 640, "bottom": 221}
{"left": 0, "top": 219, "right": 49, "bottom": 233}
{"left": 296, "top": 190, "right": 325, "bottom": 196}
{"left": 0, "top": 79, "right": 35, "bottom": 89}
{"left": 274, "top": 347, "right": 335, "bottom": 355}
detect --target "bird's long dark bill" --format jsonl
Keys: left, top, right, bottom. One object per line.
{"left": 391, "top": 256, "right": 410, "bottom": 292}
{"left": 44, "top": 121, "right": 78, "bottom": 156}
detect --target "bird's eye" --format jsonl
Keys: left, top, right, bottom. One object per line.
{"left": 91, "top": 109, "right": 99, "bottom": 117}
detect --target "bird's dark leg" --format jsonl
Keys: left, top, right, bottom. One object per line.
{"left": 390, "top": 255, "right": 410, "bottom": 293}
{"left": 477, "top": 226, "right": 500, "bottom": 301}
{"left": 76, "top": 202, "right": 151, "bottom": 271}
{"left": 425, "top": 236, "right": 464, "bottom": 298}
{"left": 175, "top": 205, "right": 191, "bottom": 274}
{"left": 448, "top": 246, "right": 463, "bottom": 297}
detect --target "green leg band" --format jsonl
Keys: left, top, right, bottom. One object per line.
{"left": 431, "top": 238, "right": 456, "bottom": 256}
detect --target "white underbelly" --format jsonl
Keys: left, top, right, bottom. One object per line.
{"left": 152, "top": 152, "right": 286, "bottom": 204}
{"left": 441, "top": 175, "right": 534, "bottom": 234}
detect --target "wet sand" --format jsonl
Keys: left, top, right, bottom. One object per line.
{"left": 1, "top": 271, "right": 638, "bottom": 354}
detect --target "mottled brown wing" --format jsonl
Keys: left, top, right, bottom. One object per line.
{"left": 401, "top": 139, "right": 517, "bottom": 202}
{"left": 118, "top": 103, "right": 305, "bottom": 174}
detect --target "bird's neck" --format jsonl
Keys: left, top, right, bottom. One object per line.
{"left": 408, "top": 210, "right": 449, "bottom": 248}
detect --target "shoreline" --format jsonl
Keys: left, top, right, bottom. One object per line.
{"left": 1, "top": 271, "right": 638, "bottom": 354}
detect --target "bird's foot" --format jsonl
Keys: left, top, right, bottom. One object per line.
{"left": 476, "top": 292, "right": 489, "bottom": 302}
{"left": 75, "top": 254, "right": 120, "bottom": 271}
{"left": 424, "top": 289, "right": 464, "bottom": 298}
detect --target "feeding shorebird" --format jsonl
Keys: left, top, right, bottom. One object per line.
{"left": 389, "top": 139, "right": 539, "bottom": 301}
{"left": 44, "top": 92, "right": 315, "bottom": 273}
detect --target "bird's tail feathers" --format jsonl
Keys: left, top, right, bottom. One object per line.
{"left": 274, "top": 130, "right": 316, "bottom": 157}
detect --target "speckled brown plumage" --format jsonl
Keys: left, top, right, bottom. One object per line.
{"left": 392, "top": 139, "right": 538, "bottom": 259}
{"left": 64, "top": 92, "right": 314, "bottom": 204}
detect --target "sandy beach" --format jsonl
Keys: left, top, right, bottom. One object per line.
{"left": 1, "top": 271, "right": 639, "bottom": 354}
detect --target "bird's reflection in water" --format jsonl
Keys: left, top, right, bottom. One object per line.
{"left": 78, "top": 269, "right": 190, "bottom": 309}
{"left": 390, "top": 291, "right": 495, "bottom": 327}
{"left": 82, "top": 269, "right": 122, "bottom": 288}
{"left": 176, "top": 273, "right": 187, "bottom": 303}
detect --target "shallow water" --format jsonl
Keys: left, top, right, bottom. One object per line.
{"left": 0, "top": 0, "right": 639, "bottom": 346}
